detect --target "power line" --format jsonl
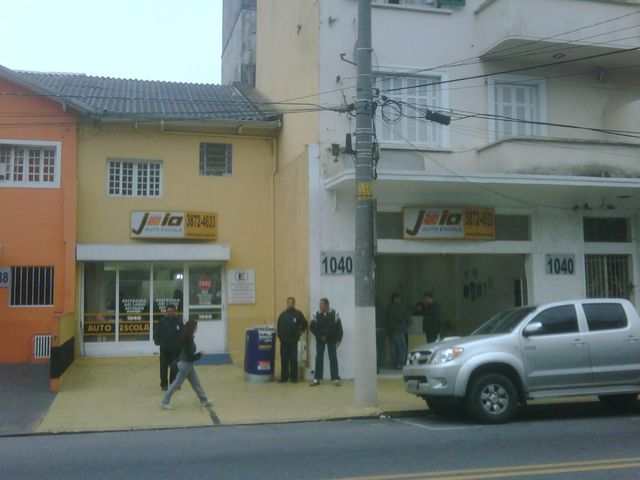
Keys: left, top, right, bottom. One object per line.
{"left": 379, "top": 97, "right": 640, "bottom": 140}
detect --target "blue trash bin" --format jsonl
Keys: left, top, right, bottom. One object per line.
{"left": 244, "top": 326, "right": 276, "bottom": 383}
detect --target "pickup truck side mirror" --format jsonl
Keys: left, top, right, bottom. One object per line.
{"left": 523, "top": 321, "right": 543, "bottom": 337}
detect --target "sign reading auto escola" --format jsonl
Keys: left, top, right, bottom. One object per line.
{"left": 131, "top": 211, "right": 217, "bottom": 240}
{"left": 403, "top": 207, "right": 495, "bottom": 240}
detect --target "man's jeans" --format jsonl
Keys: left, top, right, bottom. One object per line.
{"left": 162, "top": 361, "right": 208, "bottom": 405}
{"left": 314, "top": 341, "right": 340, "bottom": 381}
{"left": 392, "top": 333, "right": 406, "bottom": 367}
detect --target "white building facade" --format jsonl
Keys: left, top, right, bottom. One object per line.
{"left": 229, "top": 0, "right": 640, "bottom": 379}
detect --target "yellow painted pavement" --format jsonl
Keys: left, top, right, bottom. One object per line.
{"left": 37, "top": 357, "right": 426, "bottom": 433}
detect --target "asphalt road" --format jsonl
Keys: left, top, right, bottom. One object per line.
{"left": 1, "top": 401, "right": 639, "bottom": 480}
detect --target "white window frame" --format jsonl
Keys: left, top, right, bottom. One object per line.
{"left": 0, "top": 139, "right": 61, "bottom": 189}
{"left": 488, "top": 74, "right": 548, "bottom": 141}
{"left": 374, "top": 67, "right": 449, "bottom": 149}
{"left": 106, "top": 158, "right": 163, "bottom": 198}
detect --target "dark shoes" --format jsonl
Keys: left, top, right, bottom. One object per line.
{"left": 161, "top": 385, "right": 168, "bottom": 391}
{"left": 278, "top": 378, "right": 288, "bottom": 383}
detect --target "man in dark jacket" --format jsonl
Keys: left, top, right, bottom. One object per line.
{"left": 153, "top": 304, "right": 183, "bottom": 390}
{"left": 277, "top": 297, "right": 308, "bottom": 383}
{"left": 309, "top": 298, "right": 343, "bottom": 386}
{"left": 386, "top": 293, "right": 411, "bottom": 369}
{"left": 422, "top": 292, "right": 441, "bottom": 343}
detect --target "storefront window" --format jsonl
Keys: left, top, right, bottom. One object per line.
{"left": 83, "top": 262, "right": 117, "bottom": 343}
{"left": 188, "top": 265, "right": 223, "bottom": 321}
{"left": 83, "top": 262, "right": 223, "bottom": 348}
{"left": 118, "top": 264, "right": 151, "bottom": 342}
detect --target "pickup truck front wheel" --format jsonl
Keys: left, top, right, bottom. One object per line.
{"left": 467, "top": 373, "right": 517, "bottom": 424}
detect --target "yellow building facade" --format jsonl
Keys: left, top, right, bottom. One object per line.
{"left": 76, "top": 122, "right": 278, "bottom": 360}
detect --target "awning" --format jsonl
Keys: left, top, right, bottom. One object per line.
{"left": 76, "top": 244, "right": 231, "bottom": 262}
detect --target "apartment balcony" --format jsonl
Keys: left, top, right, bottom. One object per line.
{"left": 474, "top": 0, "right": 640, "bottom": 67}
{"left": 477, "top": 136, "right": 640, "bottom": 178}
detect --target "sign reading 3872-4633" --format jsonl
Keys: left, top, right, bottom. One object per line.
{"left": 0, "top": 268, "right": 10, "bottom": 288}
{"left": 320, "top": 252, "right": 354, "bottom": 276}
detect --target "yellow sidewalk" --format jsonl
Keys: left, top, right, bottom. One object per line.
{"left": 37, "top": 358, "right": 426, "bottom": 433}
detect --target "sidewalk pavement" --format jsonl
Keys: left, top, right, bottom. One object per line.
{"left": 0, "top": 364, "right": 56, "bottom": 435}
{"left": 30, "top": 357, "right": 426, "bottom": 434}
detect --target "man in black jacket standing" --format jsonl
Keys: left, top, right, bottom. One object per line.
{"left": 277, "top": 297, "right": 308, "bottom": 383}
{"left": 309, "top": 298, "right": 344, "bottom": 386}
{"left": 422, "top": 292, "right": 441, "bottom": 343}
{"left": 153, "top": 304, "right": 183, "bottom": 391}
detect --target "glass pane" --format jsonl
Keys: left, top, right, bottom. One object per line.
{"left": 188, "top": 265, "right": 223, "bottom": 322}
{"left": 153, "top": 264, "right": 185, "bottom": 337}
{"left": 83, "top": 262, "right": 117, "bottom": 343}
{"left": 119, "top": 264, "right": 151, "bottom": 341}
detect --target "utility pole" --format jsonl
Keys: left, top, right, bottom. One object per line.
{"left": 354, "top": 0, "right": 377, "bottom": 407}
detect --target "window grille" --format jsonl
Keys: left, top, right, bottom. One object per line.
{"left": 585, "top": 255, "right": 631, "bottom": 299}
{"left": 34, "top": 335, "right": 52, "bottom": 359}
{"left": 10, "top": 266, "right": 55, "bottom": 306}
{"left": 199, "top": 143, "right": 233, "bottom": 176}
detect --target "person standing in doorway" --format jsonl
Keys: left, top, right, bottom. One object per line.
{"left": 422, "top": 292, "right": 441, "bottom": 344}
{"left": 277, "top": 297, "right": 308, "bottom": 383}
{"left": 153, "top": 304, "right": 183, "bottom": 391}
{"left": 309, "top": 298, "right": 343, "bottom": 386}
{"left": 386, "top": 293, "right": 411, "bottom": 369}
{"left": 161, "top": 320, "right": 212, "bottom": 410}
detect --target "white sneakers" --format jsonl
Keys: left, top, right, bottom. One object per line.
{"left": 161, "top": 402, "right": 173, "bottom": 410}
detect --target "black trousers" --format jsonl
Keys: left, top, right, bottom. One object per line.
{"left": 160, "top": 346, "right": 178, "bottom": 388}
{"left": 280, "top": 340, "right": 299, "bottom": 381}
{"left": 314, "top": 341, "right": 340, "bottom": 381}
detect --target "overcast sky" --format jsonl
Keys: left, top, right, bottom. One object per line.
{"left": 0, "top": 0, "right": 223, "bottom": 84}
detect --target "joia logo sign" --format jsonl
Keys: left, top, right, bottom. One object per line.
{"left": 403, "top": 207, "right": 495, "bottom": 240}
{"left": 131, "top": 211, "right": 185, "bottom": 238}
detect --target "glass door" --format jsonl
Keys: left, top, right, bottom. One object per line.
{"left": 187, "top": 264, "right": 225, "bottom": 353}
{"left": 118, "top": 264, "right": 151, "bottom": 342}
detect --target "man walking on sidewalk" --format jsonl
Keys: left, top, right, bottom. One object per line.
{"left": 277, "top": 297, "right": 308, "bottom": 383}
{"left": 309, "top": 298, "right": 343, "bottom": 387}
{"left": 153, "top": 304, "right": 183, "bottom": 391}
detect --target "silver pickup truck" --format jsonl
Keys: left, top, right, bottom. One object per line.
{"left": 403, "top": 298, "right": 640, "bottom": 423}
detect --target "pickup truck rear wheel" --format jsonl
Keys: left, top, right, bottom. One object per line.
{"left": 466, "top": 373, "right": 517, "bottom": 424}
{"left": 598, "top": 394, "right": 638, "bottom": 411}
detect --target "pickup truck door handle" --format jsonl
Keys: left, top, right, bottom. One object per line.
{"left": 572, "top": 339, "right": 586, "bottom": 346}
{"left": 626, "top": 336, "right": 639, "bottom": 343}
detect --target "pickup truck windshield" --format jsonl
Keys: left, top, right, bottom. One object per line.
{"left": 472, "top": 306, "right": 537, "bottom": 335}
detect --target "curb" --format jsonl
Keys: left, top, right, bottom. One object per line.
{"left": 0, "top": 409, "right": 428, "bottom": 439}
